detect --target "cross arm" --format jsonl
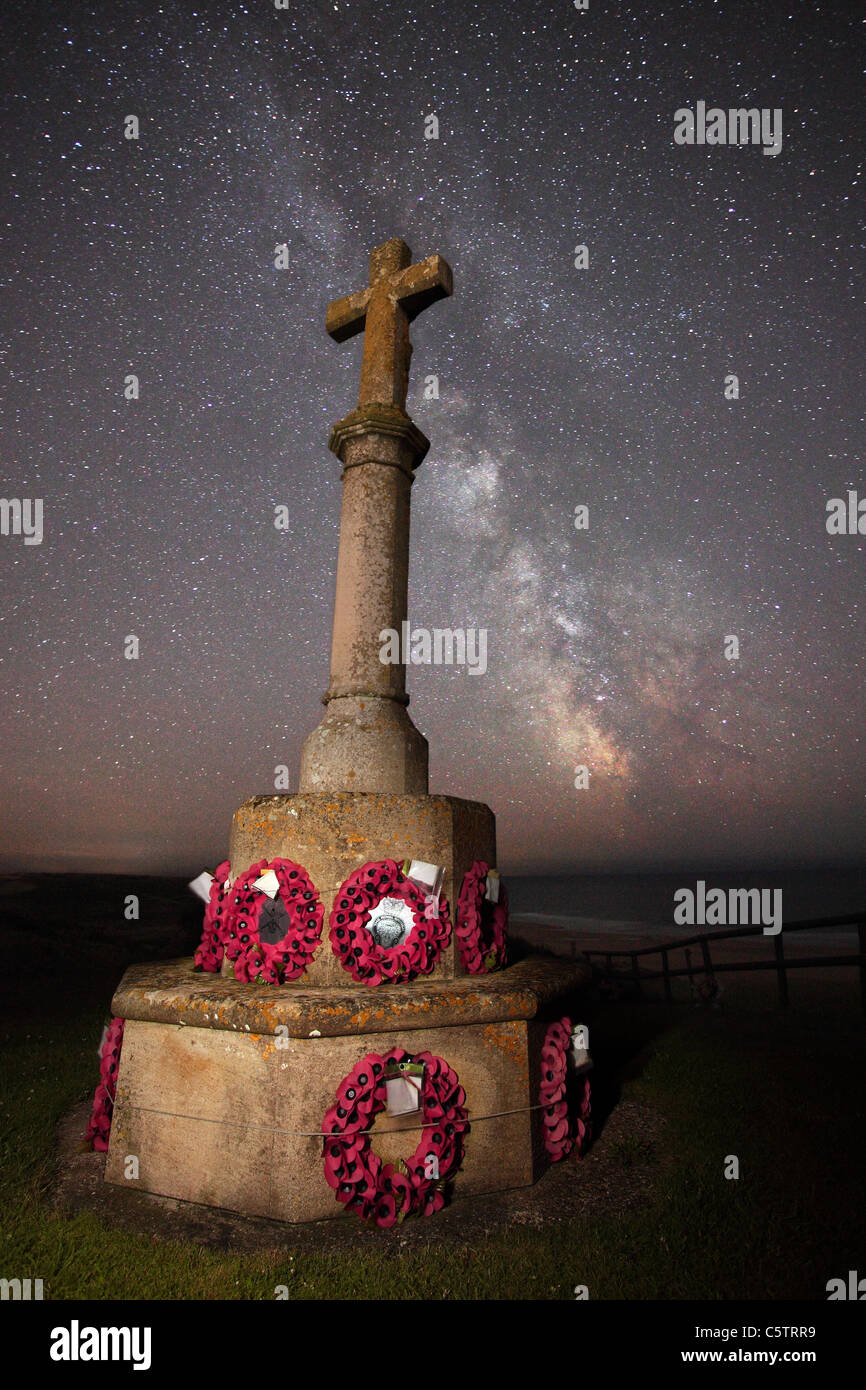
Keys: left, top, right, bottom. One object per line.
{"left": 326, "top": 287, "right": 371, "bottom": 342}
{"left": 394, "top": 254, "right": 453, "bottom": 322}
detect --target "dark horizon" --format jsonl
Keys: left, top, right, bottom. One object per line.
{"left": 3, "top": 859, "right": 864, "bottom": 882}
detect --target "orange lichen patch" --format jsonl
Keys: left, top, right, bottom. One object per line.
{"left": 111, "top": 956, "right": 590, "bottom": 1043}
{"left": 482, "top": 1023, "right": 525, "bottom": 1062}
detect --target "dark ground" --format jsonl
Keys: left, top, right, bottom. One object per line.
{"left": 1, "top": 874, "right": 864, "bottom": 1299}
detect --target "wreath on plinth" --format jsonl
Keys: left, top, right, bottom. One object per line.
{"left": 85, "top": 1017, "right": 125, "bottom": 1152}
{"left": 329, "top": 859, "right": 451, "bottom": 985}
{"left": 539, "top": 1016, "right": 592, "bottom": 1162}
{"left": 193, "top": 858, "right": 233, "bottom": 973}
{"left": 455, "top": 860, "right": 508, "bottom": 973}
{"left": 220, "top": 858, "right": 324, "bottom": 984}
{"left": 322, "top": 1047, "right": 469, "bottom": 1227}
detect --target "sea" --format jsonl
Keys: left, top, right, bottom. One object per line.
{"left": 506, "top": 867, "right": 866, "bottom": 947}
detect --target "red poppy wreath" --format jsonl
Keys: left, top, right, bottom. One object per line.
{"left": 193, "top": 858, "right": 232, "bottom": 973}
{"left": 85, "top": 1016, "right": 125, "bottom": 1152}
{"left": 539, "top": 1016, "right": 592, "bottom": 1161}
{"left": 322, "top": 1047, "right": 469, "bottom": 1227}
{"left": 220, "top": 858, "right": 324, "bottom": 984}
{"left": 455, "top": 860, "right": 508, "bottom": 973}
{"left": 329, "top": 859, "right": 451, "bottom": 985}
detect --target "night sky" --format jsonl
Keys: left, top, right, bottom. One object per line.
{"left": 1, "top": 0, "right": 863, "bottom": 875}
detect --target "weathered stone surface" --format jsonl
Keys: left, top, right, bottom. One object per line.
{"left": 325, "top": 237, "right": 452, "bottom": 412}
{"left": 111, "top": 955, "right": 590, "bottom": 1037}
{"left": 228, "top": 791, "right": 496, "bottom": 984}
{"left": 300, "top": 410, "right": 428, "bottom": 795}
{"left": 105, "top": 952, "right": 589, "bottom": 1224}
{"left": 106, "top": 1017, "right": 533, "bottom": 1223}
{"left": 300, "top": 694, "right": 429, "bottom": 798}
{"left": 300, "top": 238, "right": 452, "bottom": 796}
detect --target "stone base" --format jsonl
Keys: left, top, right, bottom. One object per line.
{"left": 300, "top": 695, "right": 429, "bottom": 795}
{"left": 229, "top": 792, "right": 496, "bottom": 985}
{"left": 105, "top": 956, "right": 591, "bottom": 1225}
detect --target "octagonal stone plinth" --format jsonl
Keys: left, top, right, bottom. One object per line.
{"left": 105, "top": 956, "right": 591, "bottom": 1225}
{"left": 229, "top": 792, "right": 496, "bottom": 985}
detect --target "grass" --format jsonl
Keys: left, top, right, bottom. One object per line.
{"left": 1, "top": 984, "right": 863, "bottom": 1300}
{"left": 606, "top": 1135, "right": 657, "bottom": 1169}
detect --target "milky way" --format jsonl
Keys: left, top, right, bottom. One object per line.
{"left": 1, "top": 0, "right": 863, "bottom": 873}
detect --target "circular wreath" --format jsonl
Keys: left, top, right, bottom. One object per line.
{"left": 193, "top": 859, "right": 233, "bottom": 973}
{"left": 220, "top": 858, "right": 324, "bottom": 984}
{"left": 456, "top": 860, "right": 508, "bottom": 973}
{"left": 322, "top": 1047, "right": 469, "bottom": 1227}
{"left": 539, "top": 1016, "right": 592, "bottom": 1161}
{"left": 329, "top": 860, "right": 451, "bottom": 985}
{"left": 85, "top": 1017, "right": 125, "bottom": 1152}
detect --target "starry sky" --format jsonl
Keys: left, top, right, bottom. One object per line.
{"left": 1, "top": 0, "right": 863, "bottom": 875}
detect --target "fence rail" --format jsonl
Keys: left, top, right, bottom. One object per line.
{"left": 577, "top": 913, "right": 866, "bottom": 1013}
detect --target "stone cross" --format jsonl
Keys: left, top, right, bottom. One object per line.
{"left": 326, "top": 237, "right": 453, "bottom": 409}
{"left": 299, "top": 237, "right": 452, "bottom": 796}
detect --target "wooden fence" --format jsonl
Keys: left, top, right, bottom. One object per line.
{"left": 577, "top": 913, "right": 866, "bottom": 1012}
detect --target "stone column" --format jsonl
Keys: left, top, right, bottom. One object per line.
{"left": 299, "top": 402, "right": 430, "bottom": 794}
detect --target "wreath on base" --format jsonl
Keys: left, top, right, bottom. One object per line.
{"left": 193, "top": 858, "right": 232, "bottom": 973}
{"left": 329, "top": 860, "right": 451, "bottom": 985}
{"left": 456, "top": 860, "right": 508, "bottom": 973}
{"left": 85, "top": 1017, "right": 125, "bottom": 1152}
{"left": 540, "top": 1016, "right": 592, "bottom": 1161}
{"left": 322, "top": 1047, "right": 469, "bottom": 1227}
{"left": 219, "top": 858, "right": 324, "bottom": 983}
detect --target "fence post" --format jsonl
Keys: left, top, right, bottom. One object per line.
{"left": 631, "top": 953, "right": 642, "bottom": 995}
{"left": 684, "top": 947, "right": 695, "bottom": 997}
{"left": 774, "top": 932, "right": 789, "bottom": 1008}
{"left": 699, "top": 937, "right": 713, "bottom": 975}
{"left": 661, "top": 948, "right": 672, "bottom": 1004}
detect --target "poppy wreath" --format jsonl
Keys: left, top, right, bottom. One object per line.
{"left": 220, "top": 858, "right": 324, "bottom": 984}
{"left": 329, "top": 859, "right": 451, "bottom": 986}
{"left": 322, "top": 1046, "right": 469, "bottom": 1228}
{"left": 539, "top": 1016, "right": 592, "bottom": 1161}
{"left": 85, "top": 1017, "right": 125, "bottom": 1152}
{"left": 193, "top": 858, "right": 233, "bottom": 973}
{"left": 455, "top": 860, "right": 508, "bottom": 974}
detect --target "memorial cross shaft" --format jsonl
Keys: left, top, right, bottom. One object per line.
{"left": 298, "top": 237, "right": 453, "bottom": 796}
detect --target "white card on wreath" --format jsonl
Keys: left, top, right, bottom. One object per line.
{"left": 188, "top": 871, "right": 215, "bottom": 903}
{"left": 385, "top": 1075, "right": 422, "bottom": 1116}
{"left": 569, "top": 1024, "right": 591, "bottom": 1071}
{"left": 484, "top": 870, "right": 500, "bottom": 903}
{"left": 403, "top": 859, "right": 444, "bottom": 897}
{"left": 253, "top": 869, "right": 280, "bottom": 899}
